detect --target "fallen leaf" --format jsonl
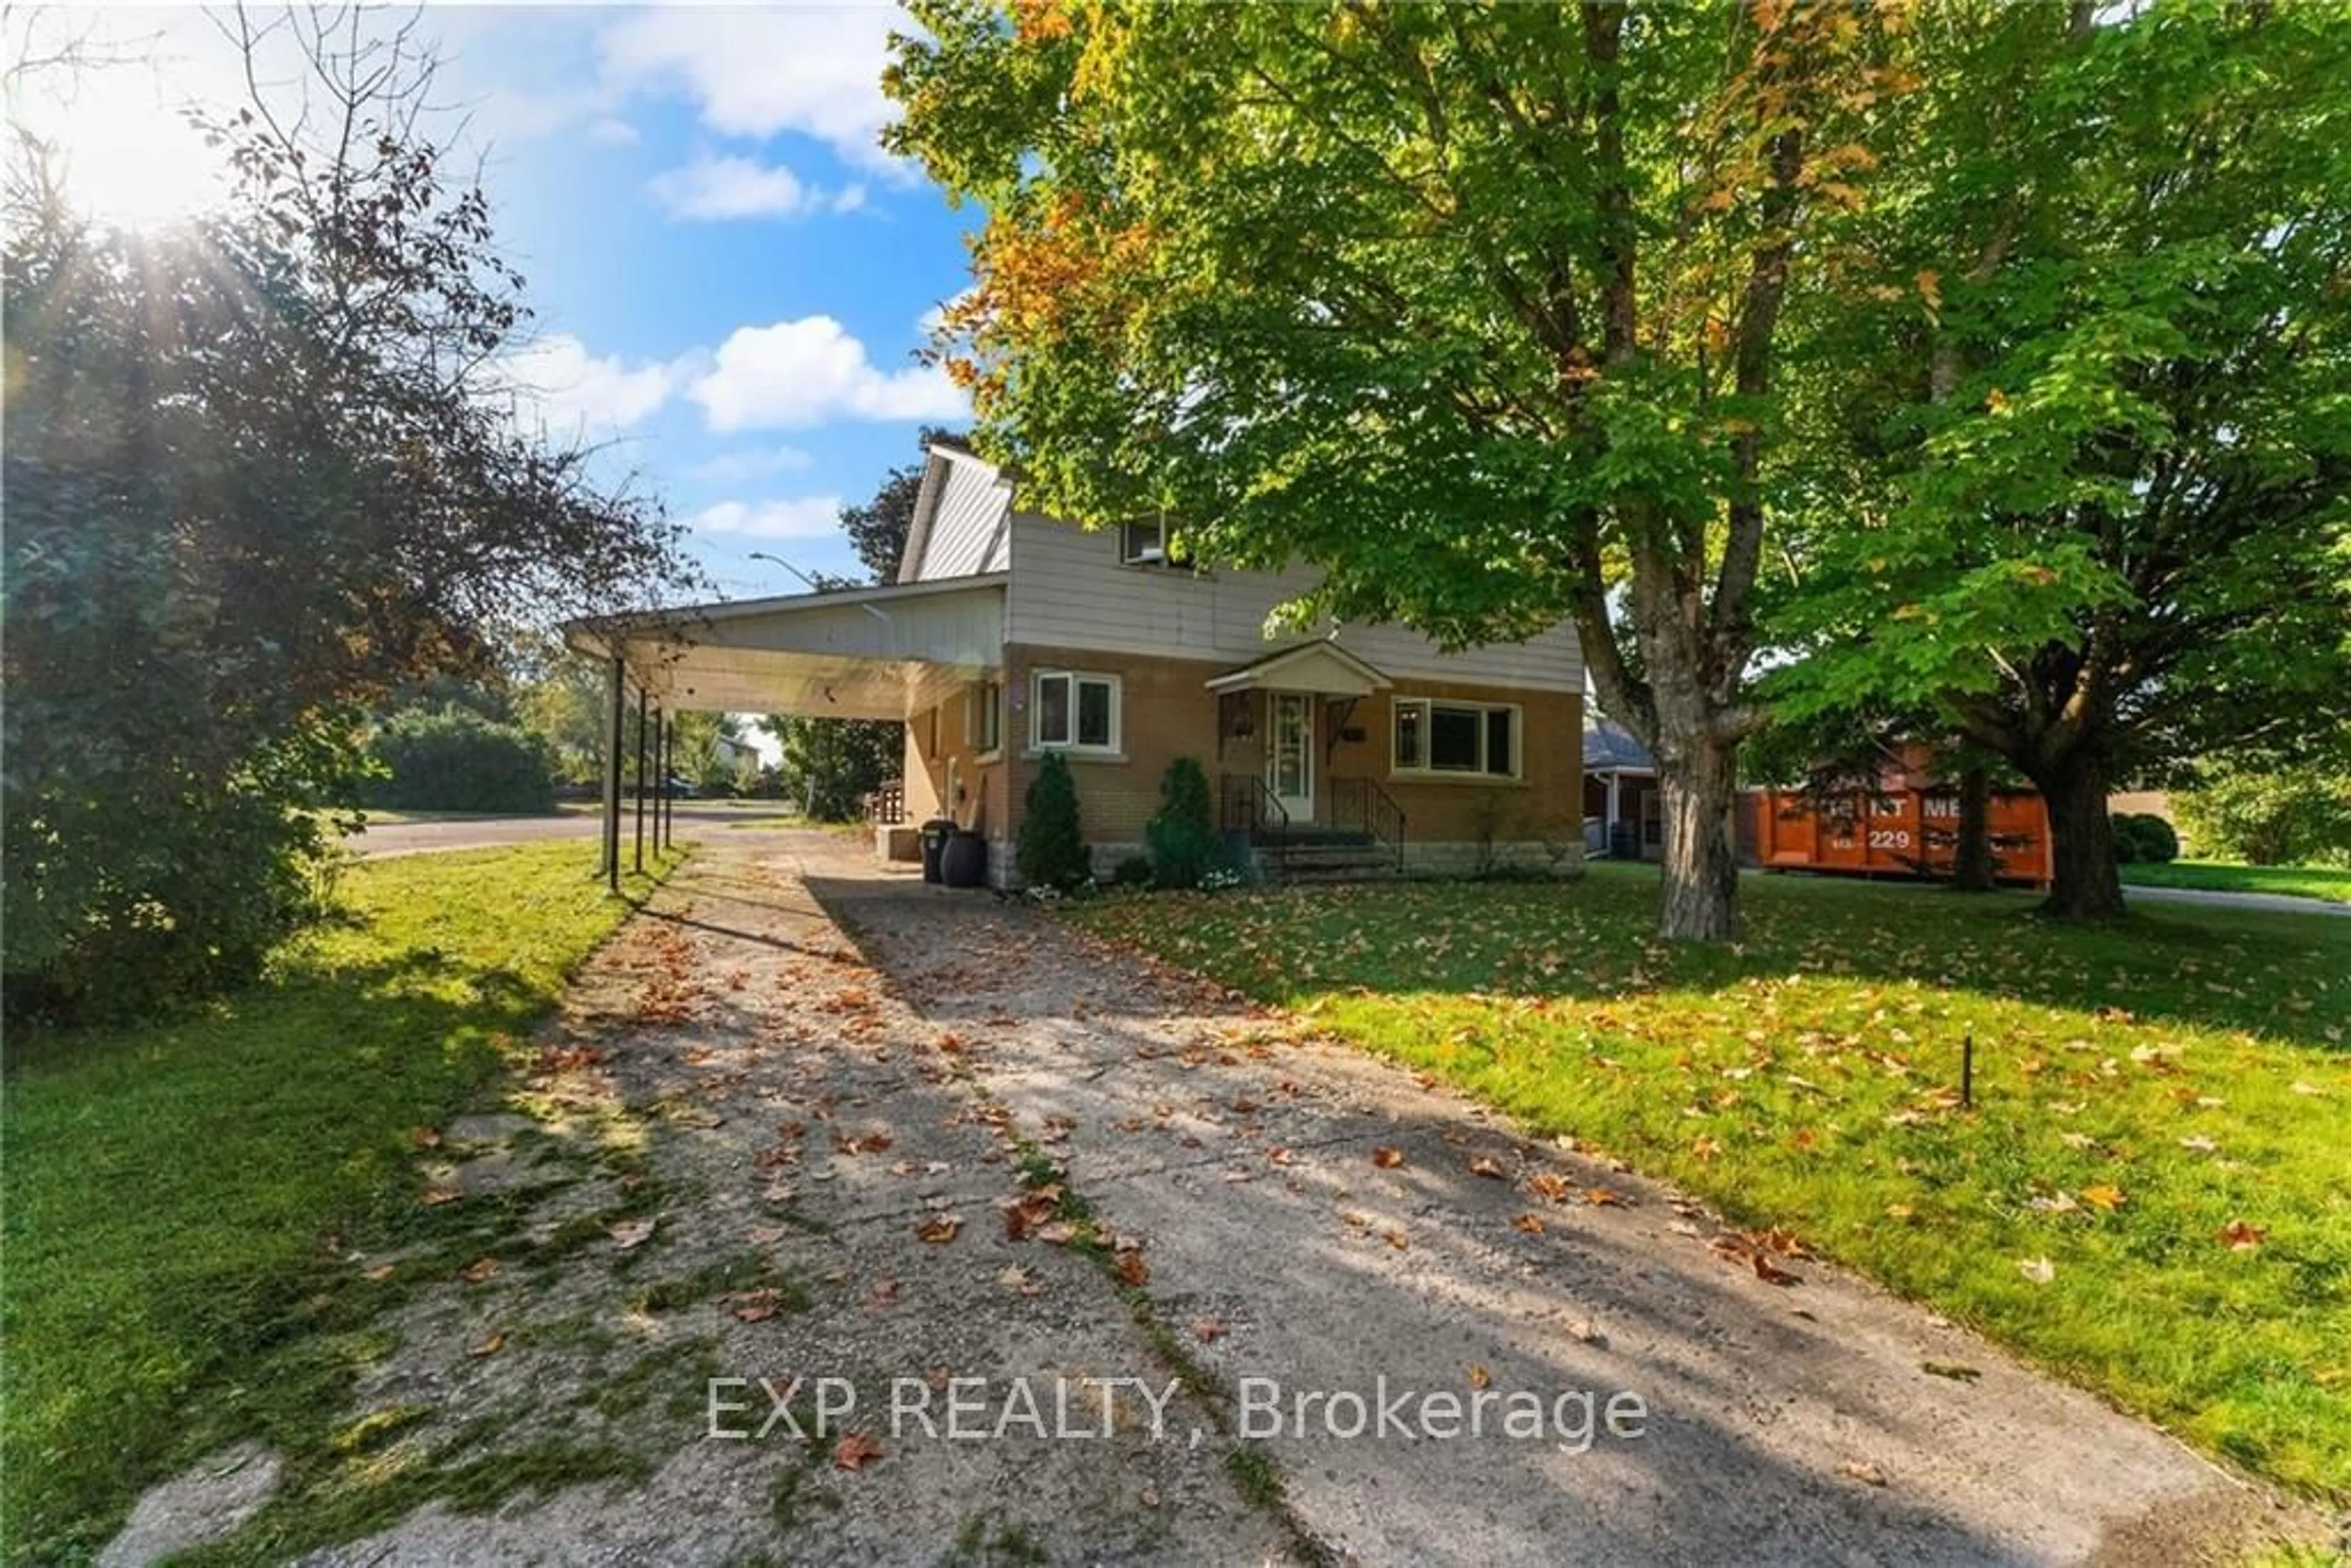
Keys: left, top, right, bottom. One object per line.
{"left": 2080, "top": 1185, "right": 2126, "bottom": 1212}
{"left": 2218, "top": 1220, "right": 2267, "bottom": 1251}
{"left": 1193, "top": 1317, "right": 1227, "bottom": 1344}
{"left": 607, "top": 1218, "right": 656, "bottom": 1250}
{"left": 1383, "top": 1229, "right": 1409, "bottom": 1251}
{"left": 1582, "top": 1187, "right": 1621, "bottom": 1207}
{"left": 1840, "top": 1458, "right": 1889, "bottom": 1487}
{"left": 1566, "top": 1319, "right": 1605, "bottom": 1346}
{"left": 1468, "top": 1155, "right": 1507, "bottom": 1180}
{"left": 411, "top": 1125, "right": 443, "bottom": 1150}
{"left": 1512, "top": 1213, "right": 1546, "bottom": 1236}
{"left": 1371, "top": 1147, "right": 1404, "bottom": 1169}
{"left": 2018, "top": 1256, "right": 2056, "bottom": 1286}
{"left": 730, "top": 1290, "right": 784, "bottom": 1322}
{"left": 1523, "top": 1172, "right": 1571, "bottom": 1204}
{"left": 997, "top": 1265, "right": 1041, "bottom": 1297}
{"left": 420, "top": 1186, "right": 462, "bottom": 1207}
{"left": 459, "top": 1256, "right": 500, "bottom": 1285}
{"left": 1468, "top": 1364, "right": 1492, "bottom": 1390}
{"left": 1116, "top": 1250, "right": 1150, "bottom": 1288}
{"left": 915, "top": 1215, "right": 962, "bottom": 1244}
{"left": 864, "top": 1278, "right": 901, "bottom": 1310}
{"left": 1883, "top": 1203, "right": 1914, "bottom": 1221}
{"left": 362, "top": 1262, "right": 397, "bottom": 1283}
{"left": 833, "top": 1432, "right": 883, "bottom": 1471}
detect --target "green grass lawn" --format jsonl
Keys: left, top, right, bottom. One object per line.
{"left": 1, "top": 842, "right": 679, "bottom": 1560}
{"left": 1069, "top": 863, "right": 2351, "bottom": 1502}
{"left": 2123, "top": 860, "right": 2351, "bottom": 905}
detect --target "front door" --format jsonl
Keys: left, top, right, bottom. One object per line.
{"left": 1267, "top": 691, "right": 1315, "bottom": 823}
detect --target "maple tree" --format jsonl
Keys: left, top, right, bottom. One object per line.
{"left": 888, "top": 0, "right": 1914, "bottom": 940}
{"left": 1768, "top": 1, "right": 2351, "bottom": 916}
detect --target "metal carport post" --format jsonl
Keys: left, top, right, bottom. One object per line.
{"left": 602, "top": 655, "right": 625, "bottom": 892}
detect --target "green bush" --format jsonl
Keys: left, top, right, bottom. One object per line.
{"left": 1016, "top": 751, "right": 1091, "bottom": 890}
{"left": 1144, "top": 756, "right": 1223, "bottom": 888}
{"left": 364, "top": 707, "right": 557, "bottom": 814}
{"left": 2110, "top": 811, "right": 2180, "bottom": 865}
{"left": 2175, "top": 763, "right": 2351, "bottom": 866}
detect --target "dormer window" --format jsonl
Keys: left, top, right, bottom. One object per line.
{"left": 1119, "top": 519, "right": 1193, "bottom": 570}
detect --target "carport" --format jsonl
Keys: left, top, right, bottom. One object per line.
{"left": 563, "top": 573, "right": 1006, "bottom": 887}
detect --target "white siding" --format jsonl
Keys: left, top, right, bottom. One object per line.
{"left": 1003, "top": 515, "right": 1583, "bottom": 691}
{"left": 904, "top": 452, "right": 1011, "bottom": 582}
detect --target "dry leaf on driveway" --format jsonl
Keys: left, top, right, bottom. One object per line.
{"left": 459, "top": 1256, "right": 500, "bottom": 1284}
{"left": 1371, "top": 1146, "right": 1404, "bottom": 1169}
{"left": 915, "top": 1214, "right": 962, "bottom": 1244}
{"left": 833, "top": 1432, "right": 883, "bottom": 1471}
{"left": 1468, "top": 1155, "right": 1507, "bottom": 1179}
{"left": 607, "top": 1218, "right": 656, "bottom": 1250}
{"left": 1840, "top": 1458, "right": 1889, "bottom": 1487}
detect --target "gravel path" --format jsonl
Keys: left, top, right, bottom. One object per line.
{"left": 105, "top": 830, "right": 2323, "bottom": 1566}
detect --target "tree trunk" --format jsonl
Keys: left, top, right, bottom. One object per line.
{"left": 1657, "top": 734, "right": 1742, "bottom": 941}
{"left": 2033, "top": 756, "right": 2126, "bottom": 918}
{"left": 1951, "top": 763, "right": 1996, "bottom": 893}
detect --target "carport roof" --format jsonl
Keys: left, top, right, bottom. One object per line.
{"left": 564, "top": 573, "right": 1007, "bottom": 719}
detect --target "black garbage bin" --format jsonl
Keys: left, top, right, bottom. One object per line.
{"left": 919, "top": 817, "right": 956, "bottom": 883}
{"left": 942, "top": 830, "right": 988, "bottom": 888}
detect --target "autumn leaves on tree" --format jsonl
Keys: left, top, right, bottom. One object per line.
{"left": 888, "top": 0, "right": 2351, "bottom": 937}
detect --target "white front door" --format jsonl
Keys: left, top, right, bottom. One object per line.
{"left": 1267, "top": 691, "right": 1315, "bottom": 823}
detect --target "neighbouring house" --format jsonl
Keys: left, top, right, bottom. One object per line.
{"left": 1581, "top": 718, "right": 1662, "bottom": 860}
{"left": 570, "top": 440, "right": 1586, "bottom": 887}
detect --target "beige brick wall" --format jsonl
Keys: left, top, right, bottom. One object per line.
{"left": 999, "top": 643, "right": 1584, "bottom": 874}
{"left": 902, "top": 680, "right": 1010, "bottom": 848}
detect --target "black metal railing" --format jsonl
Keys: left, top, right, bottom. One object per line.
{"left": 865, "top": 779, "right": 906, "bottom": 825}
{"left": 1220, "top": 773, "right": 1291, "bottom": 873}
{"left": 1329, "top": 776, "right": 1407, "bottom": 871}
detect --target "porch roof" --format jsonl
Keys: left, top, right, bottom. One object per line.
{"left": 1204, "top": 638, "right": 1392, "bottom": 698}
{"left": 564, "top": 573, "right": 1006, "bottom": 719}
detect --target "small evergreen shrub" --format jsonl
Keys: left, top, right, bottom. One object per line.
{"left": 2110, "top": 811, "right": 2181, "bottom": 865}
{"left": 1016, "top": 751, "right": 1091, "bottom": 890}
{"left": 1145, "top": 756, "right": 1221, "bottom": 889}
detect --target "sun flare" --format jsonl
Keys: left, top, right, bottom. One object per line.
{"left": 16, "top": 64, "right": 231, "bottom": 230}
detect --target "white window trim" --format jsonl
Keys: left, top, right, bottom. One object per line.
{"left": 967, "top": 678, "right": 1003, "bottom": 760}
{"left": 1029, "top": 669, "right": 1123, "bottom": 756}
{"left": 1390, "top": 697, "right": 1523, "bottom": 781}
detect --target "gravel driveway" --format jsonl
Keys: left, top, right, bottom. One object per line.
{"left": 105, "top": 830, "right": 2321, "bottom": 1566}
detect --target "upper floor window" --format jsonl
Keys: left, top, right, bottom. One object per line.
{"left": 1119, "top": 518, "right": 1193, "bottom": 570}
{"left": 1032, "top": 670, "right": 1120, "bottom": 753}
{"left": 1393, "top": 697, "right": 1518, "bottom": 779}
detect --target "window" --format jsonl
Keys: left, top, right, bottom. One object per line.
{"left": 1119, "top": 518, "right": 1193, "bottom": 569}
{"left": 1392, "top": 697, "right": 1520, "bottom": 778}
{"left": 1031, "top": 670, "right": 1121, "bottom": 753}
{"left": 967, "top": 679, "right": 1002, "bottom": 754}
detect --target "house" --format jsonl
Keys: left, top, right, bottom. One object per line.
{"left": 1581, "top": 718, "right": 1661, "bottom": 860}
{"left": 570, "top": 441, "right": 1587, "bottom": 886}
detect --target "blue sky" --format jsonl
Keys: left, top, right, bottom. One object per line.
{"left": 18, "top": 4, "right": 978, "bottom": 599}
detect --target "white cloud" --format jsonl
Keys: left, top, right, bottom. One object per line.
{"left": 586, "top": 116, "right": 641, "bottom": 146}
{"left": 648, "top": 154, "right": 862, "bottom": 222}
{"left": 918, "top": 286, "right": 978, "bottom": 338}
{"left": 689, "top": 446, "right": 817, "bottom": 483}
{"left": 500, "top": 334, "right": 689, "bottom": 437}
{"left": 692, "top": 496, "right": 847, "bottom": 540}
{"left": 689, "top": 316, "right": 968, "bottom": 432}
{"left": 596, "top": 7, "right": 907, "bottom": 175}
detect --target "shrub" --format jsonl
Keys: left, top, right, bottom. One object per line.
{"left": 1144, "top": 756, "right": 1222, "bottom": 889}
{"left": 1016, "top": 751, "right": 1091, "bottom": 890}
{"left": 2110, "top": 812, "right": 2180, "bottom": 865}
{"left": 2174, "top": 763, "right": 2351, "bottom": 866}
{"left": 1112, "top": 854, "right": 1154, "bottom": 888}
{"left": 364, "top": 707, "right": 557, "bottom": 814}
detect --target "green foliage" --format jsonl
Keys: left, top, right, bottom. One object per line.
{"left": 1070, "top": 866, "right": 2351, "bottom": 1501}
{"left": 1015, "top": 752, "right": 1090, "bottom": 890}
{"left": 364, "top": 706, "right": 557, "bottom": 814}
{"left": 2109, "top": 812, "right": 2180, "bottom": 867}
{"left": 1768, "top": 2, "right": 2351, "bottom": 913}
{"left": 1143, "top": 756, "right": 1221, "bottom": 889}
{"left": 2175, "top": 763, "right": 2351, "bottom": 868}
{"left": 2, "top": 51, "right": 688, "bottom": 1020}
{"left": 762, "top": 715, "right": 897, "bottom": 820}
